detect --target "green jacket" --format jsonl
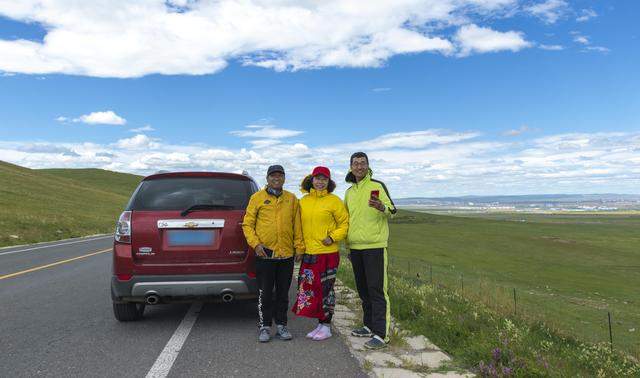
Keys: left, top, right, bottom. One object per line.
{"left": 344, "top": 170, "right": 397, "bottom": 250}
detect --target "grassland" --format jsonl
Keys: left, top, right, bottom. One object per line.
{"left": 0, "top": 161, "right": 142, "bottom": 247}
{"left": 385, "top": 210, "right": 639, "bottom": 357}
{"left": 336, "top": 209, "right": 639, "bottom": 375}
{"left": 338, "top": 256, "right": 639, "bottom": 377}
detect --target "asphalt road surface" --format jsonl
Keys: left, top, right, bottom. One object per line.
{"left": 1, "top": 236, "right": 364, "bottom": 377}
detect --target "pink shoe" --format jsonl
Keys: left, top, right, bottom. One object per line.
{"left": 312, "top": 325, "right": 332, "bottom": 341}
{"left": 306, "top": 324, "right": 323, "bottom": 339}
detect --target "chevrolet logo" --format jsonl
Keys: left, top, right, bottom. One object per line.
{"left": 184, "top": 221, "right": 199, "bottom": 228}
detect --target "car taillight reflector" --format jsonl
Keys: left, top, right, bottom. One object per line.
{"left": 115, "top": 211, "right": 132, "bottom": 243}
{"left": 116, "top": 273, "right": 132, "bottom": 281}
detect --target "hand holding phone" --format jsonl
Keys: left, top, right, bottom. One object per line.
{"left": 368, "top": 190, "right": 384, "bottom": 211}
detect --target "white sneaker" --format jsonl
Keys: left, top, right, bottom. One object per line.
{"left": 306, "top": 324, "right": 323, "bottom": 339}
{"left": 312, "top": 325, "right": 332, "bottom": 341}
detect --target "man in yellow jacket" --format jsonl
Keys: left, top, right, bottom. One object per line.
{"left": 242, "top": 164, "right": 305, "bottom": 343}
{"left": 344, "top": 152, "right": 397, "bottom": 350}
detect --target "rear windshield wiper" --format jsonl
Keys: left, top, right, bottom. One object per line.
{"left": 180, "top": 204, "right": 236, "bottom": 217}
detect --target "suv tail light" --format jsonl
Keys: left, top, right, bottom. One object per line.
{"left": 115, "top": 211, "right": 132, "bottom": 243}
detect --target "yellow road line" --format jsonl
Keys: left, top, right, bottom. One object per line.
{"left": 0, "top": 248, "right": 111, "bottom": 281}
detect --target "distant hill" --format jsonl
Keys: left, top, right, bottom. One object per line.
{"left": 0, "top": 161, "right": 142, "bottom": 247}
{"left": 396, "top": 193, "right": 640, "bottom": 206}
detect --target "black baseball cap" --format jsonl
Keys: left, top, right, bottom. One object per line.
{"left": 267, "top": 165, "right": 285, "bottom": 175}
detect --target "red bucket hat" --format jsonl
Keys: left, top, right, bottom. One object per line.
{"left": 311, "top": 166, "right": 331, "bottom": 179}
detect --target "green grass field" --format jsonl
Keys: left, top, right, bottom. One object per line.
{"left": 0, "top": 161, "right": 142, "bottom": 247}
{"left": 386, "top": 210, "right": 640, "bottom": 359}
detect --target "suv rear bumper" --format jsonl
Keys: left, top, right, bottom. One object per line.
{"left": 111, "top": 273, "right": 258, "bottom": 302}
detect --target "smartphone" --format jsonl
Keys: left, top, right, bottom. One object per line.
{"left": 370, "top": 190, "right": 380, "bottom": 200}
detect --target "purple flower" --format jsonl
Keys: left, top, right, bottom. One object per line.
{"left": 492, "top": 348, "right": 502, "bottom": 361}
{"left": 502, "top": 367, "right": 513, "bottom": 376}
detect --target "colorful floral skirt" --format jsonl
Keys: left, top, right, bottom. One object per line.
{"left": 292, "top": 252, "right": 340, "bottom": 322}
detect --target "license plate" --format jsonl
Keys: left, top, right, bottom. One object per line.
{"left": 167, "top": 230, "right": 215, "bottom": 246}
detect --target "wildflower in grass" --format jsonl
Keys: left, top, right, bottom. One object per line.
{"left": 492, "top": 348, "right": 502, "bottom": 361}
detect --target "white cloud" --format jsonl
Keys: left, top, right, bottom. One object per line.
{"left": 454, "top": 24, "right": 532, "bottom": 57}
{"left": 0, "top": 0, "right": 541, "bottom": 78}
{"left": 573, "top": 35, "right": 590, "bottom": 45}
{"left": 584, "top": 46, "right": 610, "bottom": 54}
{"left": 2, "top": 129, "right": 640, "bottom": 197}
{"left": 526, "top": 0, "right": 569, "bottom": 24}
{"left": 16, "top": 143, "right": 79, "bottom": 157}
{"left": 335, "top": 130, "right": 481, "bottom": 151}
{"left": 503, "top": 125, "right": 532, "bottom": 136}
{"left": 576, "top": 9, "right": 597, "bottom": 22}
{"left": 66, "top": 110, "right": 127, "bottom": 125}
{"left": 230, "top": 124, "right": 303, "bottom": 139}
{"left": 114, "top": 134, "right": 159, "bottom": 150}
{"left": 570, "top": 32, "right": 609, "bottom": 53}
{"left": 372, "top": 87, "right": 391, "bottom": 92}
{"left": 130, "top": 125, "right": 155, "bottom": 132}
{"left": 538, "top": 44, "right": 563, "bottom": 51}
{"left": 248, "top": 139, "right": 283, "bottom": 148}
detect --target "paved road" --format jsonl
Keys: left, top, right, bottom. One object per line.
{"left": 1, "top": 236, "right": 364, "bottom": 377}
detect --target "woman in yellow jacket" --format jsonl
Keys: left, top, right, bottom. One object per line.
{"left": 292, "top": 166, "right": 349, "bottom": 341}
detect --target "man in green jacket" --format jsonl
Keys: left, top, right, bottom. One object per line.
{"left": 344, "top": 151, "right": 397, "bottom": 350}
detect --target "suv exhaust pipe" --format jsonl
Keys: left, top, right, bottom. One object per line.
{"left": 221, "top": 290, "right": 234, "bottom": 303}
{"left": 145, "top": 293, "right": 160, "bottom": 305}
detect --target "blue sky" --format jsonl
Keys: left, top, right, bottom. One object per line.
{"left": 0, "top": 1, "right": 638, "bottom": 197}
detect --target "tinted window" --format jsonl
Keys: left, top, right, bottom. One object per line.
{"left": 128, "top": 177, "right": 254, "bottom": 211}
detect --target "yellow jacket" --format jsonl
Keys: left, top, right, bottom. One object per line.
{"left": 242, "top": 188, "right": 305, "bottom": 258}
{"left": 299, "top": 188, "right": 349, "bottom": 255}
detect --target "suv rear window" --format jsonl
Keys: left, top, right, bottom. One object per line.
{"left": 127, "top": 177, "right": 255, "bottom": 211}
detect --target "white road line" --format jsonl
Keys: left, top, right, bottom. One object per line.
{"left": 0, "top": 235, "right": 113, "bottom": 257}
{"left": 146, "top": 302, "right": 203, "bottom": 378}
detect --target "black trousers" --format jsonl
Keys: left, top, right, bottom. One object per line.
{"left": 256, "top": 257, "right": 294, "bottom": 328}
{"left": 350, "top": 248, "right": 389, "bottom": 339}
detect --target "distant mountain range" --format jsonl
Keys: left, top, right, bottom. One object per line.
{"left": 395, "top": 194, "right": 640, "bottom": 206}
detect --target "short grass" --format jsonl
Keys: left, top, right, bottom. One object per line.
{"left": 0, "top": 161, "right": 142, "bottom": 247}
{"left": 386, "top": 210, "right": 640, "bottom": 358}
{"left": 338, "top": 256, "right": 639, "bottom": 377}
{"left": 38, "top": 167, "right": 142, "bottom": 198}
{"left": 338, "top": 209, "right": 640, "bottom": 376}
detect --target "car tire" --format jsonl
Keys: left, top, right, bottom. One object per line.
{"left": 113, "top": 301, "right": 145, "bottom": 321}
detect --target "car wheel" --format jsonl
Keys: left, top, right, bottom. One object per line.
{"left": 113, "top": 301, "right": 145, "bottom": 321}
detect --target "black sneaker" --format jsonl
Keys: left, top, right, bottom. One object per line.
{"left": 364, "top": 335, "right": 388, "bottom": 350}
{"left": 351, "top": 326, "right": 373, "bottom": 338}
